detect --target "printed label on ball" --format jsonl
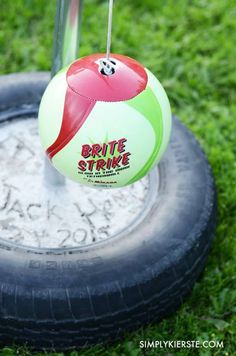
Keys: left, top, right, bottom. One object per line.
{"left": 77, "top": 138, "right": 131, "bottom": 188}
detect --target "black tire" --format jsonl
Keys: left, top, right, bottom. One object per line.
{"left": 0, "top": 73, "right": 217, "bottom": 351}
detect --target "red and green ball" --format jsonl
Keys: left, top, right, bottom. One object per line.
{"left": 39, "top": 54, "right": 172, "bottom": 188}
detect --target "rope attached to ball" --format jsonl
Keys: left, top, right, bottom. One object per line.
{"left": 100, "top": 0, "right": 115, "bottom": 76}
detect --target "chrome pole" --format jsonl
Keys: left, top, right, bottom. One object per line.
{"left": 44, "top": 0, "right": 83, "bottom": 185}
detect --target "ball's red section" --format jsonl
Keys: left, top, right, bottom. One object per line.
{"left": 47, "top": 53, "right": 148, "bottom": 160}
{"left": 66, "top": 53, "right": 147, "bottom": 102}
{"left": 46, "top": 88, "right": 95, "bottom": 160}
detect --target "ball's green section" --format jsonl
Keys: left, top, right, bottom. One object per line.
{"left": 145, "top": 69, "right": 172, "bottom": 166}
{"left": 39, "top": 68, "right": 172, "bottom": 188}
{"left": 38, "top": 71, "right": 68, "bottom": 150}
{"left": 125, "top": 86, "right": 163, "bottom": 184}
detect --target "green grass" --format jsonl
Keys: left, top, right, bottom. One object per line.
{"left": 0, "top": 0, "right": 235, "bottom": 355}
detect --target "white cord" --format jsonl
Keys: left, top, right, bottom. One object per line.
{"left": 98, "top": 0, "right": 115, "bottom": 75}
{"left": 106, "top": 0, "right": 113, "bottom": 60}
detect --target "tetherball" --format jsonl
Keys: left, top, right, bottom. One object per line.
{"left": 39, "top": 53, "right": 172, "bottom": 188}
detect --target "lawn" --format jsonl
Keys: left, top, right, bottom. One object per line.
{"left": 0, "top": 0, "right": 235, "bottom": 355}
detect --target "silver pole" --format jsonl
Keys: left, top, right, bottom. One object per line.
{"left": 44, "top": 0, "right": 83, "bottom": 185}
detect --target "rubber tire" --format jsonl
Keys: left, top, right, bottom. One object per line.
{"left": 0, "top": 73, "right": 217, "bottom": 351}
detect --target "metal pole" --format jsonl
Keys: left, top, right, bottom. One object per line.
{"left": 44, "top": 0, "right": 83, "bottom": 185}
